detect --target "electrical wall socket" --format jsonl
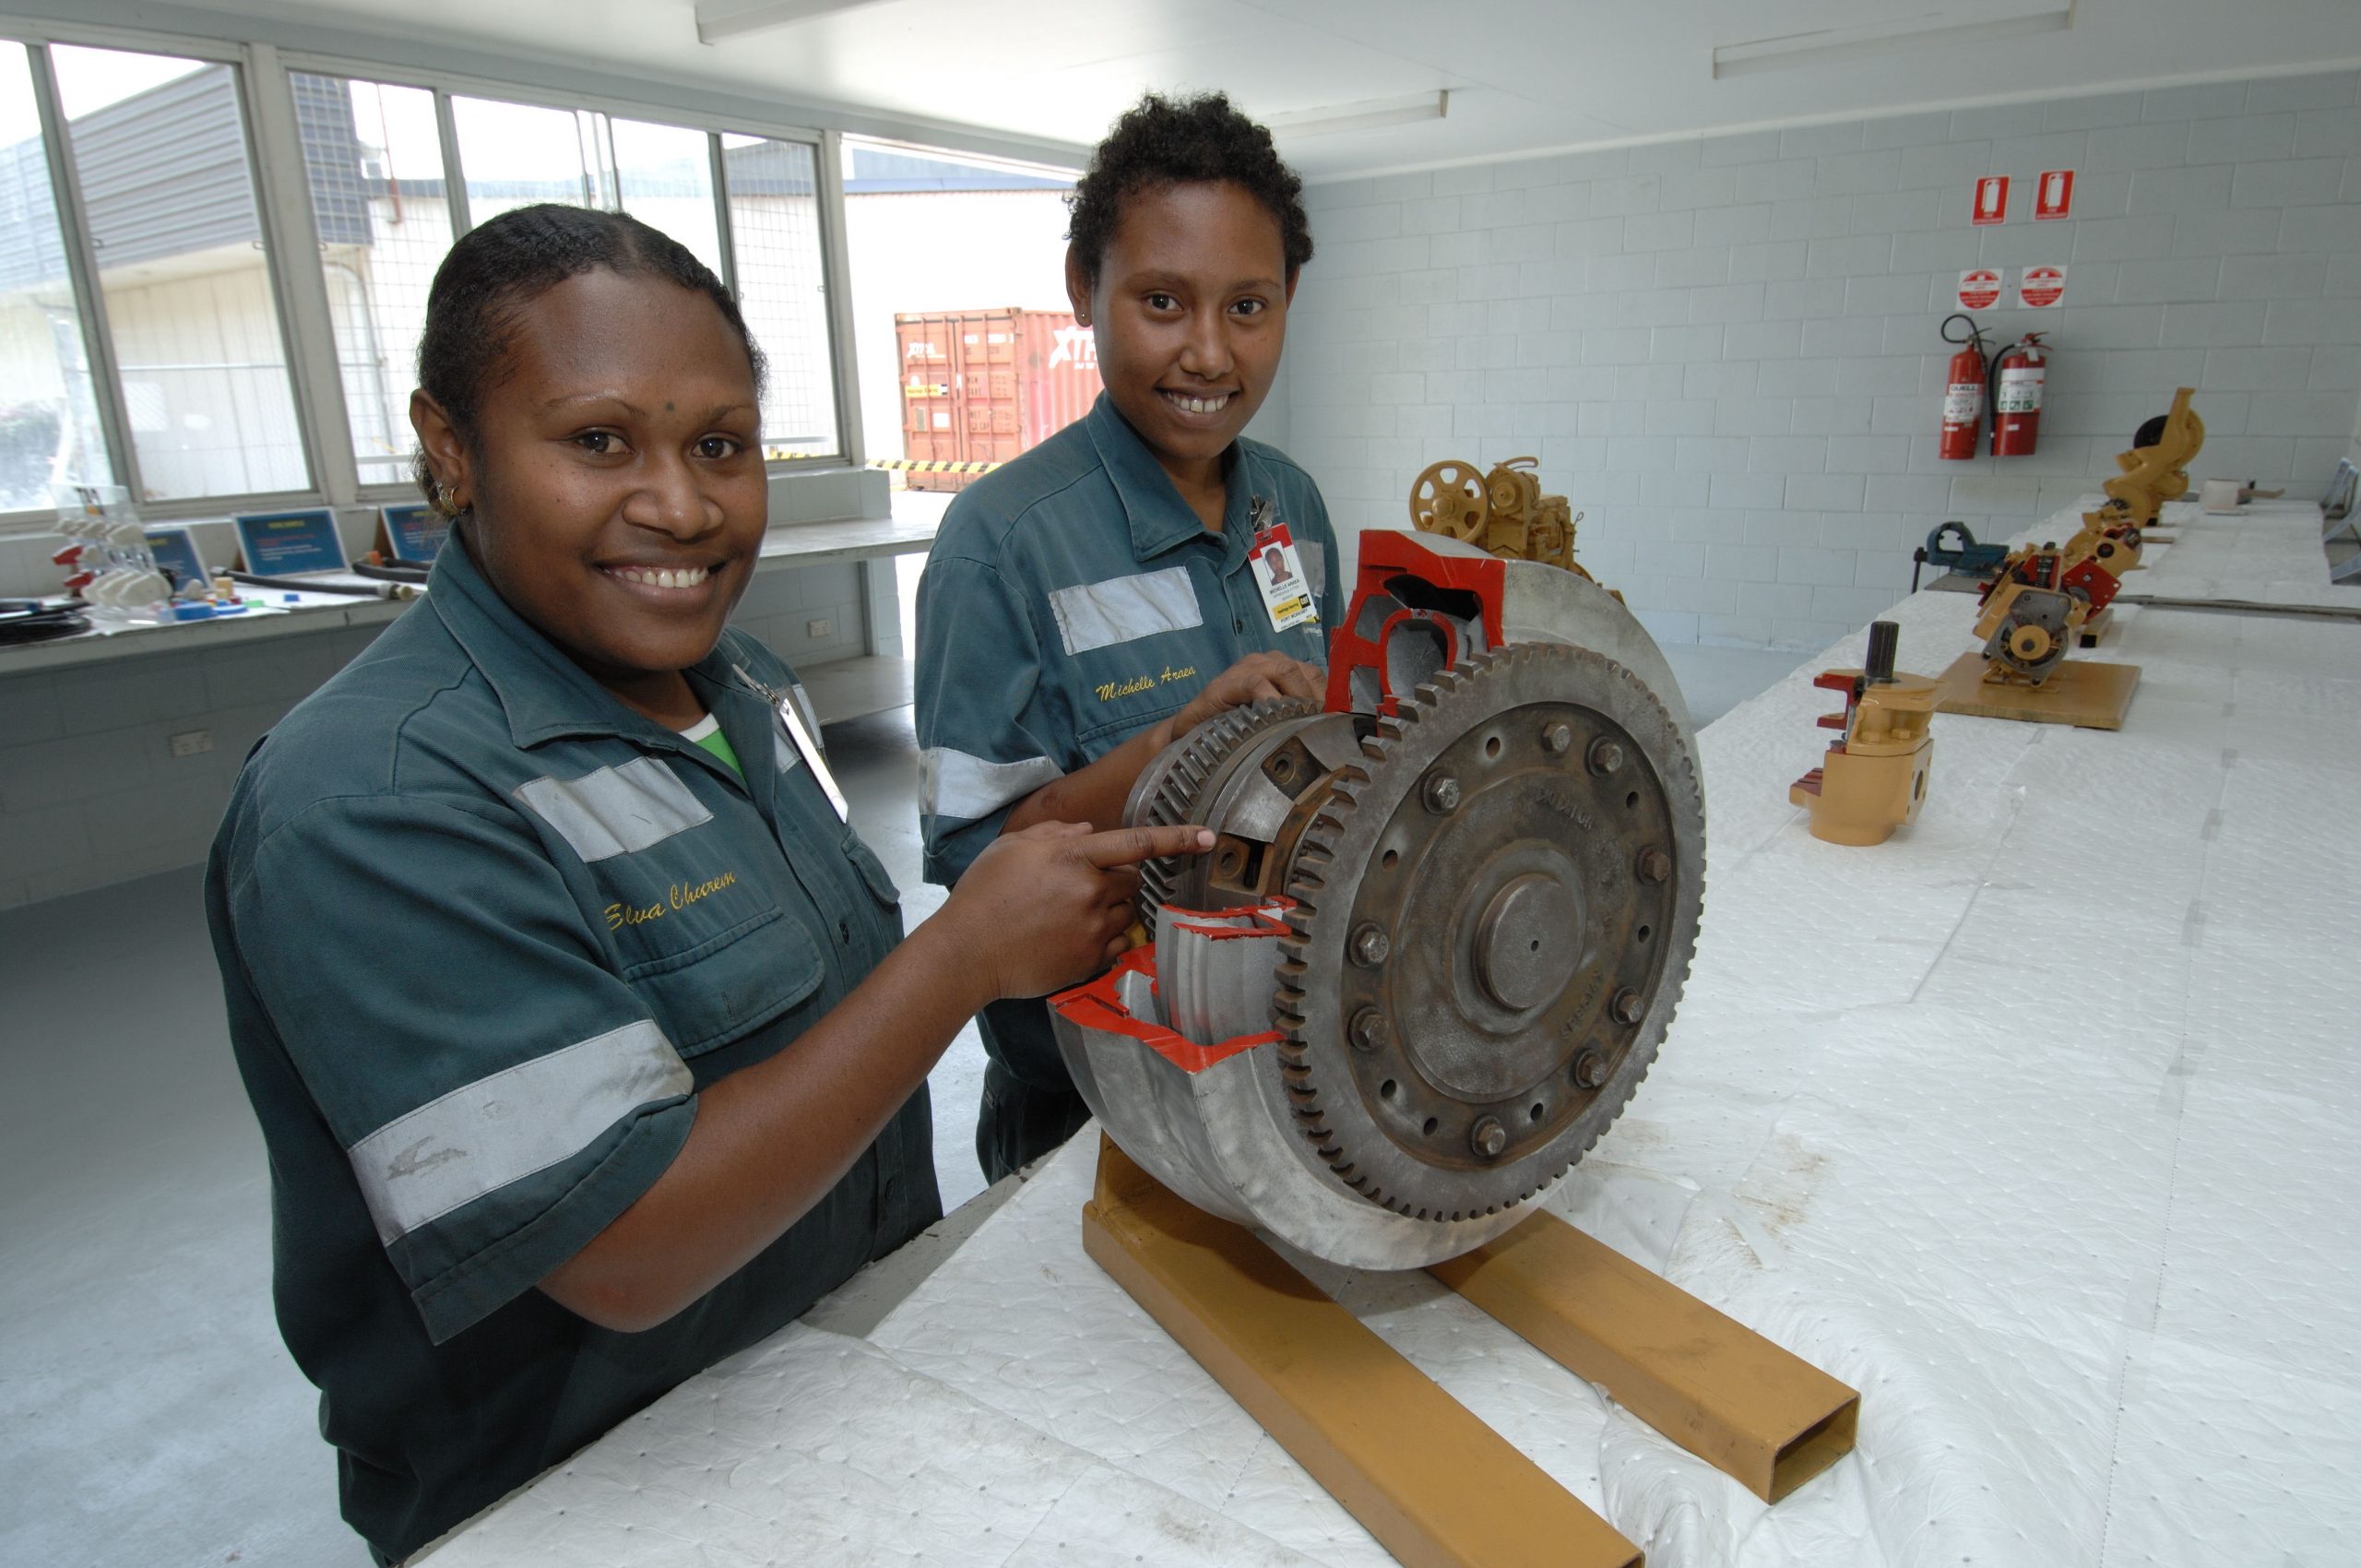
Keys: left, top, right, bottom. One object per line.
{"left": 169, "top": 730, "right": 214, "bottom": 758}
{"left": 806, "top": 618, "right": 833, "bottom": 639}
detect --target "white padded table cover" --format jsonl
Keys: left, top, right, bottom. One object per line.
{"left": 430, "top": 500, "right": 2361, "bottom": 1567}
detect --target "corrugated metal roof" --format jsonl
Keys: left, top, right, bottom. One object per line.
{"left": 0, "top": 63, "right": 368, "bottom": 292}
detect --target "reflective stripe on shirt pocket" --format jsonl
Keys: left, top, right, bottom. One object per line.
{"left": 348, "top": 1018, "right": 692, "bottom": 1246}
{"left": 516, "top": 756, "right": 712, "bottom": 862}
{"left": 919, "top": 747, "right": 1063, "bottom": 822}
{"left": 1047, "top": 565, "right": 1204, "bottom": 655}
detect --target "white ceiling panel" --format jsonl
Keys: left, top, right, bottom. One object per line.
{"left": 196, "top": 0, "right": 2361, "bottom": 174}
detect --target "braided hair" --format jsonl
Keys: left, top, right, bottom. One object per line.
{"left": 1065, "top": 92, "right": 1314, "bottom": 289}
{"left": 411, "top": 204, "right": 765, "bottom": 505}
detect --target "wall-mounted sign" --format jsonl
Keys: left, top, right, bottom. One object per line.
{"left": 2034, "top": 169, "right": 2075, "bottom": 220}
{"left": 2019, "top": 265, "right": 2068, "bottom": 308}
{"left": 1958, "top": 268, "right": 2005, "bottom": 310}
{"left": 378, "top": 502, "right": 449, "bottom": 564}
{"left": 1972, "top": 174, "right": 2011, "bottom": 226}
{"left": 232, "top": 507, "right": 349, "bottom": 576}
{"left": 143, "top": 526, "right": 208, "bottom": 592}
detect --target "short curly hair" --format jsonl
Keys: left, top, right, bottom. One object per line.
{"left": 1066, "top": 92, "right": 1314, "bottom": 289}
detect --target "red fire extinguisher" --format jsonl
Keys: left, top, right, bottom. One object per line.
{"left": 1940, "top": 314, "right": 1988, "bottom": 462}
{"left": 1990, "top": 333, "right": 2047, "bottom": 457}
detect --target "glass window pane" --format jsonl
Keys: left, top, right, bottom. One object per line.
{"left": 0, "top": 42, "right": 113, "bottom": 510}
{"left": 611, "top": 117, "right": 723, "bottom": 281}
{"left": 291, "top": 74, "right": 454, "bottom": 489}
{"left": 451, "top": 95, "right": 604, "bottom": 225}
{"left": 53, "top": 44, "right": 311, "bottom": 502}
{"left": 840, "top": 137, "right": 1078, "bottom": 486}
{"left": 721, "top": 135, "right": 835, "bottom": 458}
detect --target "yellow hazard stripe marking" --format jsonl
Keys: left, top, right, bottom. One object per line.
{"left": 868, "top": 459, "right": 1004, "bottom": 473}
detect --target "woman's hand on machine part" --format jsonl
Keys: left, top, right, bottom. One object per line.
{"left": 943, "top": 821, "right": 1214, "bottom": 999}
{"left": 1160, "top": 652, "right": 1324, "bottom": 743}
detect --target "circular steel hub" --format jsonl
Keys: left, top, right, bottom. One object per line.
{"left": 1275, "top": 644, "right": 1702, "bottom": 1219}
{"left": 1071, "top": 549, "right": 1705, "bottom": 1269}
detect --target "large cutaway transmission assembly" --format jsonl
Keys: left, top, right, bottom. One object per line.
{"left": 1050, "top": 532, "right": 1704, "bottom": 1270}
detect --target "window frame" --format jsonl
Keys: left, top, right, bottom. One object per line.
{"left": 0, "top": 18, "right": 868, "bottom": 537}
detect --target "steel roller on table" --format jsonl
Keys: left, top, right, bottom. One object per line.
{"left": 1049, "top": 531, "right": 1705, "bottom": 1271}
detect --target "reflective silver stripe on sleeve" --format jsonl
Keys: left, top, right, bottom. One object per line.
{"left": 515, "top": 756, "right": 712, "bottom": 862}
{"left": 1047, "top": 565, "right": 1204, "bottom": 655}
{"left": 348, "top": 1019, "right": 692, "bottom": 1246}
{"left": 1301, "top": 540, "right": 1326, "bottom": 598}
{"left": 920, "top": 747, "right": 1063, "bottom": 822}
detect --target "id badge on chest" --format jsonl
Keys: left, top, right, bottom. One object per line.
{"left": 1249, "top": 497, "right": 1318, "bottom": 635}
{"left": 775, "top": 689, "right": 848, "bottom": 822}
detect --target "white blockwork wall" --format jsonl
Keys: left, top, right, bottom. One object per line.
{"left": 1283, "top": 70, "right": 2361, "bottom": 649}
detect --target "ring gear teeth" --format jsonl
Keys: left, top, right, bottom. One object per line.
{"left": 1131, "top": 696, "right": 1321, "bottom": 920}
{"left": 1274, "top": 643, "right": 1704, "bottom": 1219}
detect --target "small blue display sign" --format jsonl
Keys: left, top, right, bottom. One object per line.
{"left": 144, "top": 526, "right": 208, "bottom": 591}
{"left": 380, "top": 502, "right": 449, "bottom": 564}
{"left": 233, "top": 507, "right": 348, "bottom": 576}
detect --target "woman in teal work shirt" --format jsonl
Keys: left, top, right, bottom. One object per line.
{"left": 915, "top": 93, "right": 1337, "bottom": 1181}
{"left": 208, "top": 204, "right": 1208, "bottom": 1563}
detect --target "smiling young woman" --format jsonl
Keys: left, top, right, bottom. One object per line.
{"left": 913, "top": 93, "right": 1336, "bottom": 1182}
{"left": 206, "top": 204, "right": 1208, "bottom": 1565}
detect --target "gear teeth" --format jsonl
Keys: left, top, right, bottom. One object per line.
{"left": 1265, "top": 640, "right": 1703, "bottom": 1222}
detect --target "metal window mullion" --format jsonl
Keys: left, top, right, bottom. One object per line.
{"left": 26, "top": 41, "right": 145, "bottom": 506}
{"left": 814, "top": 126, "right": 861, "bottom": 469}
{"left": 706, "top": 132, "right": 738, "bottom": 296}
{"left": 436, "top": 89, "right": 471, "bottom": 236}
{"left": 244, "top": 42, "right": 358, "bottom": 507}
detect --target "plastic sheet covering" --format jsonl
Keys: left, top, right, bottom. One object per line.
{"left": 432, "top": 494, "right": 2359, "bottom": 1565}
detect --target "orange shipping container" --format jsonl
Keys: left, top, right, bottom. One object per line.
{"left": 896, "top": 308, "right": 1101, "bottom": 493}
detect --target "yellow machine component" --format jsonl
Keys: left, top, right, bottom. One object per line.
{"left": 1789, "top": 622, "right": 1936, "bottom": 846}
{"left": 2100, "top": 386, "right": 2204, "bottom": 530}
{"left": 1409, "top": 457, "right": 1607, "bottom": 590}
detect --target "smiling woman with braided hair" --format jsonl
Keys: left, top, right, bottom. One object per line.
{"left": 207, "top": 202, "right": 1210, "bottom": 1563}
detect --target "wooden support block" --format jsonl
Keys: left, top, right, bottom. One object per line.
{"left": 1933, "top": 650, "right": 2140, "bottom": 731}
{"left": 2077, "top": 607, "right": 2114, "bottom": 648}
{"left": 1084, "top": 1139, "right": 1641, "bottom": 1568}
{"left": 1430, "top": 1214, "right": 1857, "bottom": 1504}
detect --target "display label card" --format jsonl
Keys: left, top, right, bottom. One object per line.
{"left": 2034, "top": 169, "right": 2074, "bottom": 220}
{"left": 2018, "top": 265, "right": 2068, "bottom": 308}
{"left": 379, "top": 502, "right": 449, "bottom": 564}
{"left": 1957, "top": 268, "right": 2003, "bottom": 310}
{"left": 233, "top": 507, "right": 349, "bottom": 576}
{"left": 1972, "top": 174, "right": 2010, "bottom": 226}
{"left": 143, "top": 526, "right": 208, "bottom": 592}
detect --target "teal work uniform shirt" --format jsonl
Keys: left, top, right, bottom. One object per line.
{"left": 206, "top": 541, "right": 939, "bottom": 1563}
{"left": 914, "top": 395, "right": 1340, "bottom": 1090}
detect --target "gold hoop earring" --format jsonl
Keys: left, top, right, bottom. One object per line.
{"left": 430, "top": 481, "right": 465, "bottom": 519}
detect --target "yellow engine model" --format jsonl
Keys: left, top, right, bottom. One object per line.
{"left": 1790, "top": 621, "right": 1935, "bottom": 846}
{"left": 1409, "top": 457, "right": 1608, "bottom": 588}
{"left": 2092, "top": 386, "right": 2204, "bottom": 537}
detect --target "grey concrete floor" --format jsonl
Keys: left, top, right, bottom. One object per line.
{"left": 0, "top": 639, "right": 1805, "bottom": 1568}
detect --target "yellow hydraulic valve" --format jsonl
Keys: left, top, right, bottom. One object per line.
{"left": 1790, "top": 621, "right": 1937, "bottom": 846}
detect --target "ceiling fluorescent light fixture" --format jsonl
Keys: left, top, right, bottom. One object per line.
{"left": 1264, "top": 89, "right": 1450, "bottom": 138}
{"left": 1713, "top": 3, "right": 2074, "bottom": 77}
{"left": 696, "top": 0, "right": 895, "bottom": 44}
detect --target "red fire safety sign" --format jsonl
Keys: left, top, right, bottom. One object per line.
{"left": 2035, "top": 169, "right": 2075, "bottom": 220}
{"left": 2019, "top": 265, "right": 2068, "bottom": 308}
{"left": 1958, "top": 269, "right": 2004, "bottom": 310}
{"left": 1972, "top": 174, "right": 2011, "bottom": 226}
